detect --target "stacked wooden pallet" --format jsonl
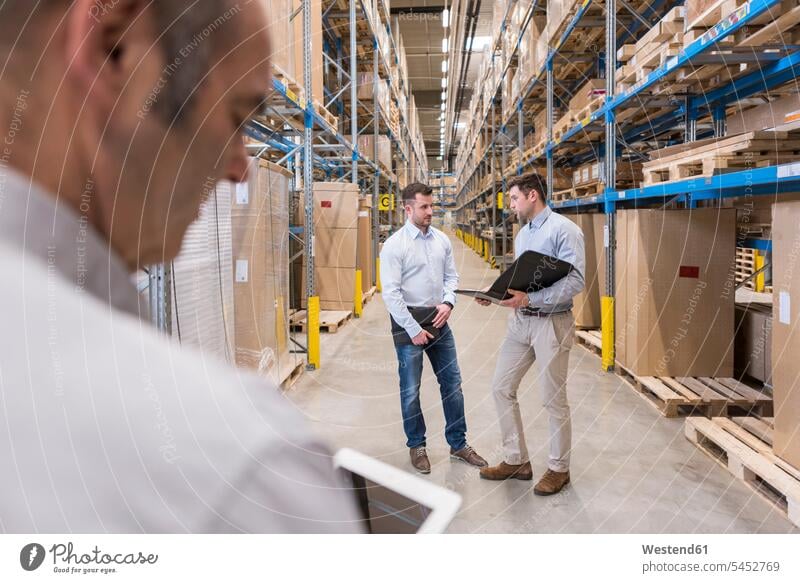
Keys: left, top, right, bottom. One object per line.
{"left": 616, "top": 6, "right": 686, "bottom": 94}
{"left": 642, "top": 131, "right": 800, "bottom": 186}
{"left": 685, "top": 416, "right": 800, "bottom": 528}
{"left": 290, "top": 309, "right": 353, "bottom": 334}
{"left": 677, "top": 0, "right": 800, "bottom": 93}
{"left": 736, "top": 247, "right": 758, "bottom": 289}
{"left": 552, "top": 161, "right": 643, "bottom": 202}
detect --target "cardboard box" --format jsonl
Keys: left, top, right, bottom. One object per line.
{"left": 734, "top": 303, "right": 772, "bottom": 384}
{"left": 771, "top": 201, "right": 800, "bottom": 470}
{"left": 566, "top": 213, "right": 606, "bottom": 328}
{"left": 317, "top": 267, "right": 356, "bottom": 311}
{"left": 615, "top": 208, "right": 736, "bottom": 377}
{"left": 314, "top": 227, "right": 357, "bottom": 268}
{"left": 569, "top": 79, "right": 606, "bottom": 114}
{"left": 261, "top": 0, "right": 295, "bottom": 78}
{"left": 231, "top": 159, "right": 296, "bottom": 381}
{"left": 312, "top": 182, "right": 360, "bottom": 229}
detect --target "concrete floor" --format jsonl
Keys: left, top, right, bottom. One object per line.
{"left": 287, "top": 231, "right": 798, "bottom": 534}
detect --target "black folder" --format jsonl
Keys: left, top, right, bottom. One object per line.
{"left": 455, "top": 250, "right": 574, "bottom": 304}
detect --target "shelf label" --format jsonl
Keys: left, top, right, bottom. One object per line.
{"left": 235, "top": 183, "right": 249, "bottom": 205}
{"left": 778, "top": 162, "right": 800, "bottom": 179}
{"left": 235, "top": 260, "right": 249, "bottom": 283}
{"left": 618, "top": 191, "right": 627, "bottom": 199}
{"left": 603, "top": 225, "right": 610, "bottom": 248}
{"left": 779, "top": 291, "right": 791, "bottom": 325}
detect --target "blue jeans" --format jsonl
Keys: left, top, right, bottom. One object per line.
{"left": 394, "top": 325, "right": 467, "bottom": 451}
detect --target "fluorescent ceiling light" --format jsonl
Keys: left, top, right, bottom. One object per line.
{"left": 442, "top": 60, "right": 448, "bottom": 73}
{"left": 441, "top": 77, "right": 447, "bottom": 88}
{"left": 440, "top": 103, "right": 446, "bottom": 111}
{"left": 441, "top": 91, "right": 446, "bottom": 100}
{"left": 442, "top": 38, "right": 448, "bottom": 53}
{"left": 442, "top": 8, "right": 449, "bottom": 28}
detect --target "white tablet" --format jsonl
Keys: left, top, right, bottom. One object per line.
{"left": 334, "top": 448, "right": 462, "bottom": 534}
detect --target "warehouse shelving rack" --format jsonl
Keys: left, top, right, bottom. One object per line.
{"left": 452, "top": 0, "right": 800, "bottom": 370}
{"left": 149, "top": 0, "right": 428, "bottom": 371}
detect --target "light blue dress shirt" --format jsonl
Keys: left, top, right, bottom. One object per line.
{"left": 515, "top": 206, "right": 586, "bottom": 314}
{"left": 380, "top": 221, "right": 459, "bottom": 338}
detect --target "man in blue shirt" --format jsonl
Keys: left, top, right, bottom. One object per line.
{"left": 380, "top": 183, "right": 487, "bottom": 474}
{"left": 476, "top": 172, "right": 585, "bottom": 495}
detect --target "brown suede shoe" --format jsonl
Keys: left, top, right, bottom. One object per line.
{"left": 450, "top": 445, "right": 488, "bottom": 468}
{"left": 533, "top": 469, "right": 570, "bottom": 495}
{"left": 479, "top": 461, "right": 532, "bottom": 481}
{"left": 410, "top": 446, "right": 431, "bottom": 474}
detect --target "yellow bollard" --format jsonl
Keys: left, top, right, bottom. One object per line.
{"left": 601, "top": 296, "right": 615, "bottom": 372}
{"left": 354, "top": 270, "right": 363, "bottom": 318}
{"left": 308, "top": 296, "right": 321, "bottom": 370}
{"left": 376, "top": 258, "right": 381, "bottom": 292}
{"left": 755, "top": 252, "right": 765, "bottom": 292}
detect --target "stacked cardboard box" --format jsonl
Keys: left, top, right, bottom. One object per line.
{"left": 293, "top": 0, "right": 324, "bottom": 101}
{"left": 358, "top": 135, "right": 392, "bottom": 171}
{"left": 312, "top": 182, "right": 360, "bottom": 310}
{"left": 172, "top": 182, "right": 235, "bottom": 364}
{"left": 568, "top": 79, "right": 606, "bottom": 116}
{"left": 261, "top": 0, "right": 295, "bottom": 79}
{"left": 566, "top": 213, "right": 606, "bottom": 329}
{"left": 231, "top": 159, "right": 295, "bottom": 382}
{"left": 771, "top": 201, "right": 800, "bottom": 470}
{"left": 734, "top": 303, "right": 772, "bottom": 384}
{"left": 615, "top": 208, "right": 736, "bottom": 377}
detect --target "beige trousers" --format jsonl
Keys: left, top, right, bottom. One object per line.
{"left": 491, "top": 310, "right": 574, "bottom": 472}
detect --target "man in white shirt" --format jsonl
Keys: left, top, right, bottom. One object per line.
{"left": 380, "top": 183, "right": 487, "bottom": 474}
{"left": 476, "top": 173, "right": 585, "bottom": 496}
{"left": 0, "top": 0, "right": 359, "bottom": 532}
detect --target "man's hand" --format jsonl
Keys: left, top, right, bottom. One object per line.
{"left": 411, "top": 330, "right": 435, "bottom": 346}
{"left": 499, "top": 289, "right": 530, "bottom": 310}
{"left": 474, "top": 286, "right": 492, "bottom": 307}
{"left": 432, "top": 303, "right": 452, "bottom": 328}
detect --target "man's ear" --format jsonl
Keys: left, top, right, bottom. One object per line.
{"left": 64, "top": 0, "right": 152, "bottom": 111}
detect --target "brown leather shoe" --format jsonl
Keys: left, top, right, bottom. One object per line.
{"left": 533, "top": 469, "right": 570, "bottom": 495}
{"left": 410, "top": 446, "right": 431, "bottom": 474}
{"left": 450, "top": 445, "right": 488, "bottom": 468}
{"left": 479, "top": 461, "right": 532, "bottom": 481}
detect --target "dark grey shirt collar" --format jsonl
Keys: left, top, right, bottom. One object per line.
{"left": 0, "top": 167, "right": 142, "bottom": 318}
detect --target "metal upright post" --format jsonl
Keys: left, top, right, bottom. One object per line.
{"left": 302, "top": 0, "right": 319, "bottom": 370}
{"left": 602, "top": 0, "right": 617, "bottom": 373}
{"left": 546, "top": 57, "right": 554, "bottom": 201}
{"left": 685, "top": 95, "right": 697, "bottom": 142}
{"left": 713, "top": 104, "right": 727, "bottom": 138}
{"left": 148, "top": 264, "right": 172, "bottom": 334}
{"left": 372, "top": 38, "right": 380, "bottom": 283}
{"left": 350, "top": 0, "right": 358, "bottom": 184}
{"left": 491, "top": 100, "right": 497, "bottom": 264}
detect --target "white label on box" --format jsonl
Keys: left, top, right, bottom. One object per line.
{"left": 779, "top": 291, "right": 791, "bottom": 325}
{"left": 235, "top": 183, "right": 249, "bottom": 205}
{"left": 603, "top": 225, "right": 610, "bottom": 248}
{"left": 235, "top": 260, "right": 249, "bottom": 283}
{"left": 358, "top": 211, "right": 369, "bottom": 217}
{"left": 777, "top": 162, "right": 800, "bottom": 179}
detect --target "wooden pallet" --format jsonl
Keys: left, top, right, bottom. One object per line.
{"left": 617, "top": 365, "right": 773, "bottom": 418}
{"left": 642, "top": 131, "right": 800, "bottom": 186}
{"left": 685, "top": 416, "right": 800, "bottom": 528}
{"left": 279, "top": 359, "right": 305, "bottom": 391}
{"left": 291, "top": 310, "right": 353, "bottom": 334}
{"left": 362, "top": 286, "right": 377, "bottom": 306}
{"left": 575, "top": 329, "right": 603, "bottom": 356}
{"left": 313, "top": 100, "right": 339, "bottom": 133}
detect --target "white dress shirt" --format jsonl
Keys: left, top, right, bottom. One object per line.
{"left": 0, "top": 168, "right": 360, "bottom": 533}
{"left": 515, "top": 206, "right": 586, "bottom": 314}
{"left": 379, "top": 220, "right": 459, "bottom": 338}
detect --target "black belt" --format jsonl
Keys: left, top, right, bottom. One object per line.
{"left": 519, "top": 308, "right": 571, "bottom": 318}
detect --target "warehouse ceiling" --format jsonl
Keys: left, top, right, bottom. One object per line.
{"left": 393, "top": 0, "right": 493, "bottom": 172}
